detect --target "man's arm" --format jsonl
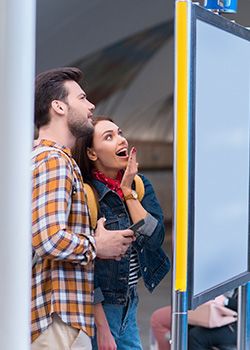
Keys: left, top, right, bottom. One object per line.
{"left": 32, "top": 154, "right": 96, "bottom": 265}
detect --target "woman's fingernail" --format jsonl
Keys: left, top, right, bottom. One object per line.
{"left": 132, "top": 147, "right": 137, "bottom": 153}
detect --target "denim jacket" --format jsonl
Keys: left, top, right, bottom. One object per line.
{"left": 93, "top": 174, "right": 170, "bottom": 305}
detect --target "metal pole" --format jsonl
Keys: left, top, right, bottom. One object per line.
{"left": 0, "top": 0, "right": 36, "bottom": 349}
{"left": 237, "top": 283, "right": 250, "bottom": 350}
{"left": 171, "top": 291, "right": 188, "bottom": 350}
{"left": 171, "top": 1, "right": 191, "bottom": 349}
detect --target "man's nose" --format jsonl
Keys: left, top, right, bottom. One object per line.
{"left": 88, "top": 100, "right": 95, "bottom": 111}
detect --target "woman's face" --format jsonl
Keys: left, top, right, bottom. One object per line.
{"left": 88, "top": 120, "right": 129, "bottom": 178}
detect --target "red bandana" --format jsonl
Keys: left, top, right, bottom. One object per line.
{"left": 92, "top": 170, "right": 124, "bottom": 199}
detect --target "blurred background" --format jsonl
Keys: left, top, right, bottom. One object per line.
{"left": 35, "top": 1, "right": 250, "bottom": 348}
{"left": 36, "top": 0, "right": 250, "bottom": 225}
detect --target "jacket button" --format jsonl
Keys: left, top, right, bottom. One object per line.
{"left": 143, "top": 267, "right": 147, "bottom": 272}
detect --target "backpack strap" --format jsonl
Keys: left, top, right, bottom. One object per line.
{"left": 84, "top": 183, "right": 98, "bottom": 230}
{"left": 134, "top": 174, "right": 145, "bottom": 202}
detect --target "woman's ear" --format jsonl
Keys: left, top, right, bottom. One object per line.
{"left": 87, "top": 147, "right": 97, "bottom": 161}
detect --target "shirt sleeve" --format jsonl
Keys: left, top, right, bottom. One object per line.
{"left": 136, "top": 213, "right": 158, "bottom": 237}
{"left": 93, "top": 287, "right": 105, "bottom": 304}
{"left": 32, "top": 154, "right": 96, "bottom": 265}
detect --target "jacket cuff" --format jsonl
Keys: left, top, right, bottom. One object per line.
{"left": 94, "top": 287, "right": 104, "bottom": 304}
{"left": 137, "top": 213, "right": 158, "bottom": 237}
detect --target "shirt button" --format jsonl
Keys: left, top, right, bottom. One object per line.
{"left": 151, "top": 283, "right": 155, "bottom": 288}
{"left": 143, "top": 267, "right": 147, "bottom": 272}
{"left": 140, "top": 248, "right": 144, "bottom": 253}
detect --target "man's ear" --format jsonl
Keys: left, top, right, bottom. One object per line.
{"left": 87, "top": 147, "right": 98, "bottom": 161}
{"left": 51, "top": 100, "right": 65, "bottom": 115}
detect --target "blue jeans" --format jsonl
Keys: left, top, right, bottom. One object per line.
{"left": 92, "top": 287, "right": 143, "bottom": 350}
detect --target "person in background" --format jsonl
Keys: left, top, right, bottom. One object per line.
{"left": 73, "top": 116, "right": 170, "bottom": 350}
{"left": 151, "top": 305, "right": 171, "bottom": 350}
{"left": 151, "top": 290, "right": 237, "bottom": 350}
{"left": 32, "top": 68, "right": 134, "bottom": 350}
{"left": 188, "top": 290, "right": 237, "bottom": 350}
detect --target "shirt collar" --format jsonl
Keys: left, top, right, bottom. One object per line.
{"left": 34, "top": 139, "right": 72, "bottom": 157}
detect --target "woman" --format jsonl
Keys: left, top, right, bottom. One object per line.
{"left": 74, "top": 116, "right": 170, "bottom": 350}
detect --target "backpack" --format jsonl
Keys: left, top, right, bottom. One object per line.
{"left": 31, "top": 146, "right": 145, "bottom": 230}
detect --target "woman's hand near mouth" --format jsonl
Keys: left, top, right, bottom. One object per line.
{"left": 120, "top": 147, "right": 138, "bottom": 196}
{"left": 120, "top": 146, "right": 147, "bottom": 223}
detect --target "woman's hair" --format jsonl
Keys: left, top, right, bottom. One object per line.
{"left": 73, "top": 115, "right": 113, "bottom": 184}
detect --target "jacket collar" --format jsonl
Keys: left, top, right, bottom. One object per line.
{"left": 92, "top": 179, "right": 115, "bottom": 201}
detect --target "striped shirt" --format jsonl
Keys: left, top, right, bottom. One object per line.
{"left": 31, "top": 139, "right": 96, "bottom": 342}
{"left": 128, "top": 249, "right": 140, "bottom": 287}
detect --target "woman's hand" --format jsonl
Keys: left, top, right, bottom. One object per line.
{"left": 95, "top": 303, "right": 117, "bottom": 350}
{"left": 120, "top": 147, "right": 138, "bottom": 196}
{"left": 96, "top": 323, "right": 117, "bottom": 350}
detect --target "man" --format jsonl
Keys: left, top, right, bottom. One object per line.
{"left": 31, "top": 67, "right": 134, "bottom": 350}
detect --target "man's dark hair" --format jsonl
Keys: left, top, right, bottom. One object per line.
{"left": 35, "top": 67, "right": 83, "bottom": 128}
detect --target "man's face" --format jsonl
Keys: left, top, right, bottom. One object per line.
{"left": 64, "top": 80, "right": 95, "bottom": 138}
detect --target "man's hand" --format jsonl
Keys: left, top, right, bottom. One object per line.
{"left": 95, "top": 218, "right": 135, "bottom": 259}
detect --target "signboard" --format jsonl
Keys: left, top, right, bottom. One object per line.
{"left": 187, "top": 5, "right": 250, "bottom": 308}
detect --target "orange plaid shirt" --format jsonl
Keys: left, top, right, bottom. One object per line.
{"left": 31, "top": 139, "right": 96, "bottom": 342}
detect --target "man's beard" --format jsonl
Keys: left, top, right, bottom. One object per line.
{"left": 67, "top": 107, "right": 94, "bottom": 139}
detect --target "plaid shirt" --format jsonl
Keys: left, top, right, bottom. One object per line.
{"left": 31, "top": 139, "right": 96, "bottom": 342}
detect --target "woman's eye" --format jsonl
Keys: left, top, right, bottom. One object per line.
{"left": 105, "top": 134, "right": 112, "bottom": 140}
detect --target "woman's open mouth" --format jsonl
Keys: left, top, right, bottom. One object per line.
{"left": 116, "top": 148, "right": 128, "bottom": 158}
